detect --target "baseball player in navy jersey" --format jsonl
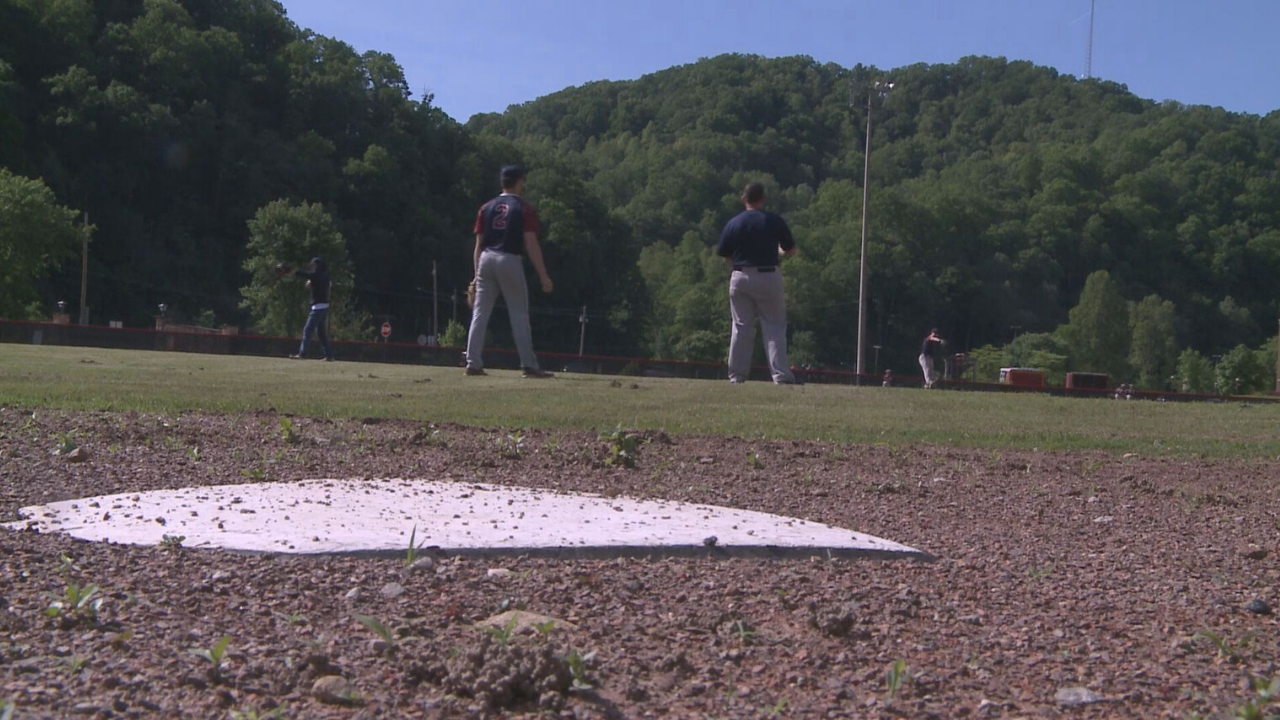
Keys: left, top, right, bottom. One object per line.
{"left": 716, "top": 182, "right": 801, "bottom": 385}
{"left": 465, "top": 165, "right": 554, "bottom": 378}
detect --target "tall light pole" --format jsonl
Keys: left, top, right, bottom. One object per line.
{"left": 855, "top": 79, "right": 893, "bottom": 381}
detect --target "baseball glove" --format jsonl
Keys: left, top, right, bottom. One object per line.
{"left": 466, "top": 279, "right": 477, "bottom": 309}
{"left": 274, "top": 261, "right": 292, "bottom": 277}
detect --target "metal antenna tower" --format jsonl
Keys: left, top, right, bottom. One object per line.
{"left": 1085, "top": 0, "right": 1096, "bottom": 78}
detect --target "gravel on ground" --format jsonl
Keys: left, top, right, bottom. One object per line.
{"left": 2, "top": 407, "right": 1278, "bottom": 719}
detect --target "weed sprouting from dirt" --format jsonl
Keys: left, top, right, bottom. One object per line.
{"left": 54, "top": 430, "right": 78, "bottom": 455}
{"left": 884, "top": 658, "right": 910, "bottom": 700}
{"left": 278, "top": 416, "right": 299, "bottom": 444}
{"left": 600, "top": 425, "right": 639, "bottom": 468}
{"left": 1193, "top": 628, "right": 1256, "bottom": 662}
{"left": 188, "top": 634, "right": 232, "bottom": 683}
{"left": 354, "top": 614, "right": 397, "bottom": 651}
{"left": 405, "top": 525, "right": 428, "bottom": 567}
{"left": 497, "top": 429, "right": 525, "bottom": 459}
{"left": 45, "top": 582, "right": 102, "bottom": 625}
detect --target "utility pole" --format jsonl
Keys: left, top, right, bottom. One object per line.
{"left": 452, "top": 289, "right": 458, "bottom": 324}
{"left": 431, "top": 260, "right": 439, "bottom": 341}
{"left": 1275, "top": 318, "right": 1279, "bottom": 393}
{"left": 855, "top": 79, "right": 893, "bottom": 383}
{"left": 79, "top": 213, "right": 89, "bottom": 325}
{"left": 578, "top": 305, "right": 588, "bottom": 357}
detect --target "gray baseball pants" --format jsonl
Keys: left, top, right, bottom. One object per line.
{"left": 727, "top": 268, "right": 795, "bottom": 383}
{"left": 466, "top": 249, "right": 540, "bottom": 371}
{"left": 919, "top": 354, "right": 935, "bottom": 387}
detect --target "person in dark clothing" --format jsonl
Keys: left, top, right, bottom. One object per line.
{"left": 919, "top": 329, "right": 943, "bottom": 388}
{"left": 465, "top": 164, "right": 554, "bottom": 378}
{"left": 282, "top": 257, "right": 334, "bottom": 361}
{"left": 715, "top": 182, "right": 800, "bottom": 385}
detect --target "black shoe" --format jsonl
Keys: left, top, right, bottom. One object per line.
{"left": 776, "top": 377, "right": 805, "bottom": 385}
{"left": 522, "top": 368, "right": 554, "bottom": 379}
{"left": 464, "top": 368, "right": 487, "bottom": 377}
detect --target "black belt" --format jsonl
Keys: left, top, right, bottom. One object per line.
{"left": 733, "top": 266, "right": 777, "bottom": 273}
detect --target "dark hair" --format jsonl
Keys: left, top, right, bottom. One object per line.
{"left": 500, "top": 164, "right": 526, "bottom": 189}
{"left": 742, "top": 182, "right": 765, "bottom": 205}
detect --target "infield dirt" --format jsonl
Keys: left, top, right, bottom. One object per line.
{"left": 2, "top": 407, "right": 1278, "bottom": 719}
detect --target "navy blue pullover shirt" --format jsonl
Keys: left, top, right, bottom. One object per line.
{"left": 716, "top": 209, "right": 795, "bottom": 268}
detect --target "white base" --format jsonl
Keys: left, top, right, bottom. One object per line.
{"left": 6, "top": 479, "right": 930, "bottom": 560}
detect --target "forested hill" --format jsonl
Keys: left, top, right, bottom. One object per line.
{"left": 2, "top": 1, "right": 1278, "bottom": 386}
{"left": 469, "top": 54, "right": 1280, "bottom": 380}
{"left": 0, "top": 0, "right": 480, "bottom": 335}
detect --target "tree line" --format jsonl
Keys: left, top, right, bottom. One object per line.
{"left": 2, "top": 1, "right": 1278, "bottom": 389}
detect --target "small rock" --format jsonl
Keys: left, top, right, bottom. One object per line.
{"left": 344, "top": 588, "right": 362, "bottom": 602}
{"left": 1243, "top": 547, "right": 1270, "bottom": 561}
{"left": 703, "top": 536, "right": 718, "bottom": 548}
{"left": 72, "top": 703, "right": 100, "bottom": 714}
{"left": 406, "top": 557, "right": 434, "bottom": 573}
{"left": 312, "top": 675, "right": 360, "bottom": 706}
{"left": 1092, "top": 515, "right": 1115, "bottom": 524}
{"left": 368, "top": 638, "right": 392, "bottom": 654}
{"left": 479, "top": 609, "right": 577, "bottom": 635}
{"left": 698, "top": 457, "right": 715, "bottom": 464}
{"left": 65, "top": 447, "right": 90, "bottom": 463}
{"left": 380, "top": 582, "right": 405, "bottom": 599}
{"left": 1245, "top": 598, "right": 1273, "bottom": 616}
{"left": 1055, "top": 686, "right": 1103, "bottom": 706}
{"left": 210, "top": 570, "right": 232, "bottom": 582}
{"left": 486, "top": 568, "right": 512, "bottom": 580}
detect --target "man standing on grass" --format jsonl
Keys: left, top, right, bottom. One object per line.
{"left": 919, "top": 328, "right": 943, "bottom": 388}
{"left": 465, "top": 165, "right": 554, "bottom": 378}
{"left": 716, "top": 182, "right": 801, "bottom": 385}
{"left": 278, "top": 257, "right": 334, "bottom": 362}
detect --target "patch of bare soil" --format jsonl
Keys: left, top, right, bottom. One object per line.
{"left": 1, "top": 406, "right": 1278, "bottom": 719}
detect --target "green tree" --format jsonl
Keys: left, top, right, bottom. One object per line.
{"left": 1175, "top": 349, "right": 1214, "bottom": 394}
{"left": 439, "top": 318, "right": 466, "bottom": 348}
{"left": 1063, "top": 271, "right": 1131, "bottom": 380}
{"left": 1215, "top": 344, "right": 1265, "bottom": 395}
{"left": 789, "top": 330, "right": 819, "bottom": 368}
{"left": 239, "top": 200, "right": 359, "bottom": 338}
{"left": 0, "top": 169, "right": 85, "bottom": 319}
{"left": 965, "top": 344, "right": 1012, "bottom": 383}
{"left": 1128, "top": 294, "right": 1178, "bottom": 389}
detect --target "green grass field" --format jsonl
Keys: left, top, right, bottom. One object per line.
{"left": 1, "top": 344, "right": 1277, "bottom": 458}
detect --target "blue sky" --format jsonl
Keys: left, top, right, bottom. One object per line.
{"left": 279, "top": 0, "right": 1279, "bottom": 122}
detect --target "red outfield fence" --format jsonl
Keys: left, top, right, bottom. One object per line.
{"left": 1, "top": 319, "right": 1272, "bottom": 403}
